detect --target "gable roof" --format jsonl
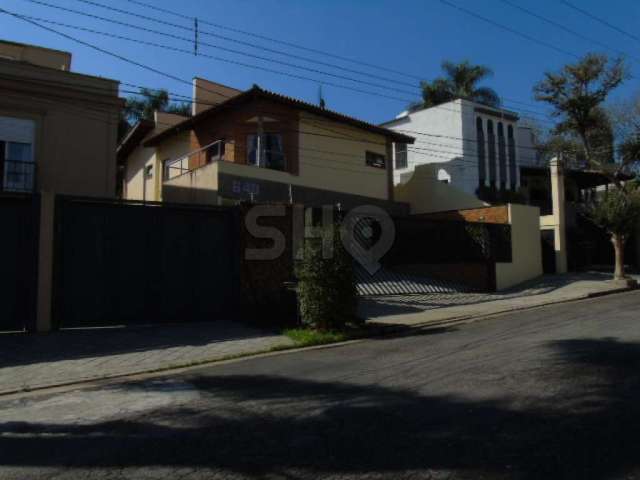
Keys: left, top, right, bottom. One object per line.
{"left": 143, "top": 85, "right": 415, "bottom": 147}
{"left": 116, "top": 119, "right": 154, "bottom": 163}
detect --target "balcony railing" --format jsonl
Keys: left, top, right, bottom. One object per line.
{"left": 0, "top": 160, "right": 36, "bottom": 193}
{"left": 164, "top": 140, "right": 225, "bottom": 181}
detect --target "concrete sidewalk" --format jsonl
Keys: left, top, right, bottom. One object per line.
{"left": 361, "top": 272, "right": 638, "bottom": 328}
{"left": 0, "top": 321, "right": 293, "bottom": 395}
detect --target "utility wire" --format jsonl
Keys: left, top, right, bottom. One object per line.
{"left": 124, "top": 0, "right": 424, "bottom": 81}
{"left": 499, "top": 0, "right": 640, "bottom": 64}
{"left": 559, "top": 0, "right": 640, "bottom": 44}
{"left": 439, "top": 0, "right": 582, "bottom": 59}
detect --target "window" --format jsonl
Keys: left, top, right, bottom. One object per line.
{"left": 507, "top": 125, "right": 517, "bottom": 190}
{"left": 476, "top": 117, "right": 486, "bottom": 187}
{"left": 365, "top": 151, "right": 386, "bottom": 169}
{"left": 498, "top": 122, "right": 507, "bottom": 190}
{"left": 247, "top": 133, "right": 285, "bottom": 171}
{"left": 487, "top": 120, "right": 496, "bottom": 188}
{"left": 207, "top": 140, "right": 225, "bottom": 163}
{"left": 0, "top": 116, "right": 35, "bottom": 192}
{"left": 395, "top": 143, "right": 408, "bottom": 170}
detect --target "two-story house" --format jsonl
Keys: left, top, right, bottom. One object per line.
{"left": 0, "top": 39, "right": 122, "bottom": 197}
{"left": 119, "top": 78, "right": 415, "bottom": 214}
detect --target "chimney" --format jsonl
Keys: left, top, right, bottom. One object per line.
{"left": 192, "top": 77, "right": 242, "bottom": 115}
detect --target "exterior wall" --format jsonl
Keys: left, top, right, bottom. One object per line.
{"left": 419, "top": 205, "right": 510, "bottom": 224}
{"left": 495, "top": 204, "right": 543, "bottom": 290}
{"left": 163, "top": 161, "right": 220, "bottom": 204}
{"left": 385, "top": 99, "right": 520, "bottom": 198}
{"left": 188, "top": 100, "right": 392, "bottom": 202}
{"left": 0, "top": 58, "right": 121, "bottom": 197}
{"left": 192, "top": 77, "right": 242, "bottom": 115}
{"left": 394, "top": 164, "right": 487, "bottom": 214}
{"left": 0, "top": 40, "right": 71, "bottom": 71}
{"left": 298, "top": 112, "right": 389, "bottom": 200}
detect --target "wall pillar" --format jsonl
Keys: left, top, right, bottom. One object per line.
{"left": 36, "top": 191, "right": 55, "bottom": 333}
{"left": 550, "top": 158, "right": 568, "bottom": 274}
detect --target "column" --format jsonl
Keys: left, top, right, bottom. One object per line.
{"left": 550, "top": 158, "right": 568, "bottom": 273}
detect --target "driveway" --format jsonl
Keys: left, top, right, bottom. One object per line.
{"left": 1, "top": 291, "right": 640, "bottom": 479}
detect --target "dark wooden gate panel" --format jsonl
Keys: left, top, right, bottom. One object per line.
{"left": 54, "top": 197, "right": 239, "bottom": 328}
{"left": 0, "top": 194, "right": 39, "bottom": 332}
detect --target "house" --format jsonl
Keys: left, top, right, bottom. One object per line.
{"left": 0, "top": 39, "right": 122, "bottom": 197}
{"left": 119, "top": 78, "right": 414, "bottom": 214}
{"left": 382, "top": 98, "right": 522, "bottom": 199}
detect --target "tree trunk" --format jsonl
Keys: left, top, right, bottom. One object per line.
{"left": 611, "top": 233, "right": 626, "bottom": 280}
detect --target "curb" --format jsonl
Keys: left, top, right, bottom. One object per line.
{"left": 1, "top": 286, "right": 636, "bottom": 400}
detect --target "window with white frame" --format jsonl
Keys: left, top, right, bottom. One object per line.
{"left": 247, "top": 133, "right": 285, "bottom": 171}
{"left": 395, "top": 143, "right": 408, "bottom": 170}
{"left": 0, "top": 116, "right": 36, "bottom": 192}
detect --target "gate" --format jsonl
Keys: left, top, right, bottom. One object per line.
{"left": 53, "top": 196, "right": 240, "bottom": 328}
{"left": 0, "top": 194, "right": 39, "bottom": 332}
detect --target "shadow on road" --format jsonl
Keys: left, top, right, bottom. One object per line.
{"left": 1, "top": 337, "right": 639, "bottom": 479}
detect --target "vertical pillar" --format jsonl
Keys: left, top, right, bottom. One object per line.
{"left": 386, "top": 140, "right": 395, "bottom": 202}
{"left": 550, "top": 158, "right": 568, "bottom": 273}
{"left": 36, "top": 191, "right": 55, "bottom": 333}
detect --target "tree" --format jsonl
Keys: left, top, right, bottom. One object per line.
{"left": 414, "top": 60, "right": 500, "bottom": 110}
{"left": 119, "top": 88, "right": 191, "bottom": 140}
{"left": 534, "top": 53, "right": 639, "bottom": 279}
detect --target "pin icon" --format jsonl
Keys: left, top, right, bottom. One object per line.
{"left": 340, "top": 205, "right": 395, "bottom": 275}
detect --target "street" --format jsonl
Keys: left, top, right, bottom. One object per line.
{"left": 1, "top": 291, "right": 640, "bottom": 479}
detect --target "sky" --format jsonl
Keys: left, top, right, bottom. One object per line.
{"left": 1, "top": 0, "right": 639, "bottom": 127}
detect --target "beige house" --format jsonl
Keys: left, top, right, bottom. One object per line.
{"left": 119, "top": 78, "right": 414, "bottom": 213}
{"left": 0, "top": 40, "right": 122, "bottom": 197}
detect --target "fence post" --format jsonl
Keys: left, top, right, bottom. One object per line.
{"left": 36, "top": 191, "right": 55, "bottom": 333}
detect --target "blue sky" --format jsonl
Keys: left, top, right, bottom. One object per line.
{"left": 1, "top": 0, "right": 639, "bottom": 126}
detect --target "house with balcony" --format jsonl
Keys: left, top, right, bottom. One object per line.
{"left": 0, "top": 39, "right": 122, "bottom": 197}
{"left": 119, "top": 78, "right": 415, "bottom": 214}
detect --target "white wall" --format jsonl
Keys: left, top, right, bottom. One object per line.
{"left": 385, "top": 99, "right": 521, "bottom": 198}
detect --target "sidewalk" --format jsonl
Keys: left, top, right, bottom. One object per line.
{"left": 361, "top": 272, "right": 638, "bottom": 328}
{"left": 0, "top": 321, "right": 293, "bottom": 395}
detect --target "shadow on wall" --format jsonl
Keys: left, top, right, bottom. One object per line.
{"left": 1, "top": 337, "right": 640, "bottom": 478}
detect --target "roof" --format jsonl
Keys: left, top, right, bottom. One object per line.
{"left": 144, "top": 85, "right": 415, "bottom": 147}
{"left": 380, "top": 98, "right": 519, "bottom": 127}
{"left": 116, "top": 120, "right": 154, "bottom": 163}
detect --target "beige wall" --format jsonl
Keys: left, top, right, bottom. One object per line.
{"left": 163, "top": 161, "right": 220, "bottom": 204}
{"left": 192, "top": 77, "right": 242, "bottom": 115}
{"left": 394, "top": 164, "right": 487, "bottom": 214}
{"left": 0, "top": 40, "right": 71, "bottom": 71}
{"left": 495, "top": 204, "right": 543, "bottom": 290}
{"left": 0, "top": 58, "right": 120, "bottom": 197}
{"left": 298, "top": 112, "right": 389, "bottom": 200}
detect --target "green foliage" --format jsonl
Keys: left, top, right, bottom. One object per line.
{"left": 119, "top": 88, "right": 191, "bottom": 140}
{"left": 414, "top": 60, "right": 500, "bottom": 110}
{"left": 283, "top": 328, "right": 348, "bottom": 347}
{"left": 295, "top": 227, "right": 357, "bottom": 331}
{"left": 584, "top": 187, "right": 640, "bottom": 237}
{"left": 534, "top": 53, "right": 626, "bottom": 167}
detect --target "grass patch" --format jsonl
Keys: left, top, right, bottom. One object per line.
{"left": 283, "top": 328, "right": 349, "bottom": 347}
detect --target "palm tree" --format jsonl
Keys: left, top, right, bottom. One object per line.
{"left": 119, "top": 88, "right": 191, "bottom": 140}
{"left": 414, "top": 60, "right": 500, "bottom": 110}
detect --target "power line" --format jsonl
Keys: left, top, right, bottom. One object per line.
{"left": 124, "top": 0, "right": 424, "bottom": 82}
{"left": 21, "top": 0, "right": 419, "bottom": 97}
{"left": 559, "top": 0, "right": 640, "bottom": 44}
{"left": 439, "top": 0, "right": 582, "bottom": 59}
{"left": 499, "top": 0, "right": 640, "bottom": 64}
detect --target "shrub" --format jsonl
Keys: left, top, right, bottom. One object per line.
{"left": 296, "top": 227, "right": 357, "bottom": 331}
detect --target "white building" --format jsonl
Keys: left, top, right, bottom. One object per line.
{"left": 382, "top": 99, "right": 524, "bottom": 198}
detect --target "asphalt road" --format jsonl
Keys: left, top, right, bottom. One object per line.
{"left": 1, "top": 291, "right": 640, "bottom": 480}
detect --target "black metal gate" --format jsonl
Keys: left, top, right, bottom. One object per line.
{"left": 0, "top": 193, "right": 39, "bottom": 332}
{"left": 53, "top": 196, "right": 240, "bottom": 328}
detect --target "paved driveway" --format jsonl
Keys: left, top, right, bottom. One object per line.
{"left": 1, "top": 291, "right": 640, "bottom": 479}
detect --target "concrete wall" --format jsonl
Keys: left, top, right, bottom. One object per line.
{"left": 394, "top": 164, "right": 487, "bottom": 214}
{"left": 385, "top": 99, "right": 521, "bottom": 197}
{"left": 0, "top": 40, "right": 71, "bottom": 71}
{"left": 0, "top": 57, "right": 121, "bottom": 197}
{"left": 163, "top": 161, "right": 220, "bottom": 204}
{"left": 495, "top": 204, "right": 543, "bottom": 290}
